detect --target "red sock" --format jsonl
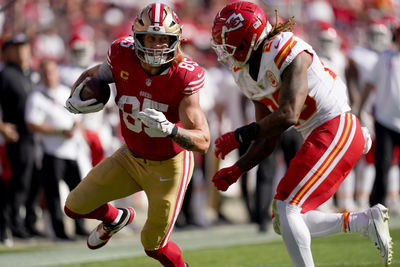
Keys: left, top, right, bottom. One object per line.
{"left": 145, "top": 241, "right": 185, "bottom": 267}
{"left": 64, "top": 203, "right": 119, "bottom": 223}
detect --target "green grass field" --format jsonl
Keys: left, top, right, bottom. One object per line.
{"left": 54, "top": 228, "right": 399, "bottom": 267}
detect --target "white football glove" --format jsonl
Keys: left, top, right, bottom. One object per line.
{"left": 361, "top": 126, "right": 372, "bottom": 154}
{"left": 138, "top": 108, "right": 177, "bottom": 137}
{"left": 65, "top": 78, "right": 104, "bottom": 114}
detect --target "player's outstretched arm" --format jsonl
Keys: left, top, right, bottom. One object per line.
{"left": 173, "top": 92, "right": 210, "bottom": 153}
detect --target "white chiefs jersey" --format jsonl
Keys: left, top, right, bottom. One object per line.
{"left": 232, "top": 32, "right": 350, "bottom": 138}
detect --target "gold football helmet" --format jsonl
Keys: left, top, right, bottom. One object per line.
{"left": 132, "top": 3, "right": 182, "bottom": 66}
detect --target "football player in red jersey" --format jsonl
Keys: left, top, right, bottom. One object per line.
{"left": 64, "top": 3, "right": 210, "bottom": 267}
{"left": 210, "top": 1, "right": 392, "bottom": 266}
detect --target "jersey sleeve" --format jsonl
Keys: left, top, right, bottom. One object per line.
{"left": 106, "top": 36, "right": 135, "bottom": 70}
{"left": 180, "top": 58, "right": 205, "bottom": 95}
{"left": 270, "top": 32, "right": 312, "bottom": 73}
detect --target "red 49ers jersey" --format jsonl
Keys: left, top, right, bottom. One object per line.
{"left": 107, "top": 36, "right": 205, "bottom": 160}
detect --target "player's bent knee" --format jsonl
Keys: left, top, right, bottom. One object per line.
{"left": 64, "top": 188, "right": 90, "bottom": 216}
{"left": 145, "top": 247, "right": 171, "bottom": 265}
{"left": 64, "top": 205, "right": 85, "bottom": 219}
{"left": 145, "top": 247, "right": 162, "bottom": 258}
{"left": 64, "top": 189, "right": 80, "bottom": 211}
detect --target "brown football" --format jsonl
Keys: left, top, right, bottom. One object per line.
{"left": 79, "top": 77, "right": 111, "bottom": 105}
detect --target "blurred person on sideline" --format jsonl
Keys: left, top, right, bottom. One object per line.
{"left": 0, "top": 33, "right": 36, "bottom": 239}
{"left": 33, "top": 23, "right": 66, "bottom": 64}
{"left": 0, "top": 126, "right": 13, "bottom": 246}
{"left": 314, "top": 21, "right": 358, "bottom": 212}
{"left": 63, "top": 3, "right": 210, "bottom": 267}
{"left": 357, "top": 26, "right": 400, "bottom": 217}
{"left": 210, "top": 2, "right": 392, "bottom": 266}
{"left": 346, "top": 20, "right": 396, "bottom": 212}
{"left": 25, "top": 59, "right": 89, "bottom": 240}
{"left": 59, "top": 32, "right": 116, "bottom": 169}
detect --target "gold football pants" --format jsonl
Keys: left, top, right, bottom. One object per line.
{"left": 65, "top": 145, "right": 194, "bottom": 250}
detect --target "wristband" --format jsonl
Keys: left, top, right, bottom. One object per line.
{"left": 56, "top": 129, "right": 63, "bottom": 136}
{"left": 234, "top": 122, "right": 260, "bottom": 145}
{"left": 168, "top": 125, "right": 178, "bottom": 138}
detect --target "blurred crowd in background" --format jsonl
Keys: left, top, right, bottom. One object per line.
{"left": 0, "top": 0, "right": 399, "bottom": 247}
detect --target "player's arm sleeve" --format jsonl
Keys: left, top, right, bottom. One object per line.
{"left": 98, "top": 60, "right": 114, "bottom": 83}
{"left": 182, "top": 68, "right": 205, "bottom": 95}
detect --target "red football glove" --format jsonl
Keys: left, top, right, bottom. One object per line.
{"left": 214, "top": 131, "right": 240, "bottom": 159}
{"left": 212, "top": 164, "right": 242, "bottom": 191}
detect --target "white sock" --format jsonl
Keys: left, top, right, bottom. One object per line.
{"left": 111, "top": 209, "right": 123, "bottom": 225}
{"left": 302, "top": 209, "right": 369, "bottom": 235}
{"left": 275, "top": 200, "right": 314, "bottom": 267}
{"left": 302, "top": 210, "right": 344, "bottom": 237}
{"left": 348, "top": 211, "right": 369, "bottom": 234}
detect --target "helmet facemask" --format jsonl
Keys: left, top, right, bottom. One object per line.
{"left": 134, "top": 32, "right": 179, "bottom": 66}
{"left": 211, "top": 39, "right": 238, "bottom": 69}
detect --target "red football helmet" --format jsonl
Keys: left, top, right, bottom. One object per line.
{"left": 211, "top": 1, "right": 271, "bottom": 68}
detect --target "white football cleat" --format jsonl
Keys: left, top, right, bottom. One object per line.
{"left": 365, "top": 204, "right": 393, "bottom": 265}
{"left": 87, "top": 207, "right": 135, "bottom": 249}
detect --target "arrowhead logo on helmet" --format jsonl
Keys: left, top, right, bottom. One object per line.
{"left": 225, "top": 13, "right": 245, "bottom": 32}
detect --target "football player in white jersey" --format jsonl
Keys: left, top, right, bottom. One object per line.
{"left": 358, "top": 25, "right": 400, "bottom": 216}
{"left": 210, "top": 1, "right": 392, "bottom": 266}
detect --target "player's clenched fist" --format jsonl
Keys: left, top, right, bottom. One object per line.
{"left": 214, "top": 132, "right": 240, "bottom": 159}
{"left": 215, "top": 122, "right": 260, "bottom": 159}
{"left": 138, "top": 108, "right": 177, "bottom": 137}
{"left": 212, "top": 164, "right": 242, "bottom": 191}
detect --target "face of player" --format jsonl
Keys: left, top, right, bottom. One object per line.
{"left": 5, "top": 43, "right": 32, "bottom": 71}
{"left": 140, "top": 34, "right": 172, "bottom": 73}
{"left": 142, "top": 34, "right": 171, "bottom": 50}
{"left": 40, "top": 60, "right": 60, "bottom": 89}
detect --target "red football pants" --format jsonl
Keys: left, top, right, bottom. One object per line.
{"left": 274, "top": 113, "right": 364, "bottom": 213}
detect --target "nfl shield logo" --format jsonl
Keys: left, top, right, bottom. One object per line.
{"left": 146, "top": 79, "right": 152, "bottom": 87}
